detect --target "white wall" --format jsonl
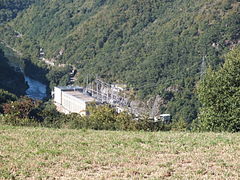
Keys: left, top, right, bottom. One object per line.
{"left": 61, "top": 92, "right": 87, "bottom": 115}
{"left": 54, "top": 87, "right": 62, "bottom": 104}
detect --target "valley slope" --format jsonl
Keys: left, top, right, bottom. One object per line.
{"left": 0, "top": 48, "right": 28, "bottom": 96}
{"left": 0, "top": 0, "right": 239, "bottom": 122}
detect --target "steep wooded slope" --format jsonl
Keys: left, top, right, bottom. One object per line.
{"left": 0, "top": 48, "right": 28, "bottom": 95}
{"left": 0, "top": 0, "right": 239, "bottom": 121}
{"left": 0, "top": 0, "right": 36, "bottom": 23}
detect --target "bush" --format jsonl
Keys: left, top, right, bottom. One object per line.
{"left": 171, "top": 117, "right": 188, "bottom": 131}
{"left": 87, "top": 105, "right": 117, "bottom": 130}
{"left": 0, "top": 89, "right": 17, "bottom": 113}
{"left": 115, "top": 112, "right": 137, "bottom": 131}
{"left": 0, "top": 114, "right": 37, "bottom": 126}
{"left": 0, "top": 98, "right": 174, "bottom": 132}
{"left": 62, "top": 105, "right": 166, "bottom": 131}
{"left": 37, "top": 102, "right": 67, "bottom": 128}
{"left": 3, "top": 96, "right": 40, "bottom": 119}
{"left": 64, "top": 113, "right": 89, "bottom": 129}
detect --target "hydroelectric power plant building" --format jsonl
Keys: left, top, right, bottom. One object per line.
{"left": 53, "top": 85, "right": 171, "bottom": 123}
{"left": 53, "top": 86, "right": 96, "bottom": 116}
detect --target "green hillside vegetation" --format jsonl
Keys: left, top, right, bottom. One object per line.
{"left": 0, "top": 0, "right": 36, "bottom": 23}
{"left": 0, "top": 49, "right": 28, "bottom": 96}
{"left": 0, "top": 89, "right": 17, "bottom": 113}
{"left": 0, "top": 0, "right": 239, "bottom": 122}
{"left": 1, "top": 125, "right": 240, "bottom": 179}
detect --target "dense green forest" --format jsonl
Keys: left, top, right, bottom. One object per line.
{"left": 0, "top": 48, "right": 28, "bottom": 95}
{"left": 0, "top": 0, "right": 36, "bottom": 23}
{"left": 0, "top": 0, "right": 239, "bottom": 122}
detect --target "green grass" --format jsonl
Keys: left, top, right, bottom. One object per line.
{"left": 1, "top": 125, "right": 240, "bottom": 179}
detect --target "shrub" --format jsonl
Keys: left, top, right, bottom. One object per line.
{"left": 115, "top": 112, "right": 137, "bottom": 131}
{"left": 0, "top": 114, "right": 37, "bottom": 126}
{"left": 87, "top": 105, "right": 117, "bottom": 130}
{"left": 3, "top": 96, "right": 40, "bottom": 119}
{"left": 0, "top": 89, "right": 17, "bottom": 113}
{"left": 171, "top": 117, "right": 188, "bottom": 131}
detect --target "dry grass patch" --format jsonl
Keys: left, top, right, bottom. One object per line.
{"left": 1, "top": 125, "right": 240, "bottom": 179}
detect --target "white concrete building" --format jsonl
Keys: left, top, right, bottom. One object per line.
{"left": 53, "top": 86, "right": 95, "bottom": 116}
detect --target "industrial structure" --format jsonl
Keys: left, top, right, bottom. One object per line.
{"left": 53, "top": 86, "right": 96, "bottom": 116}
{"left": 159, "top": 114, "right": 171, "bottom": 123}
{"left": 53, "top": 81, "right": 129, "bottom": 116}
{"left": 53, "top": 79, "right": 171, "bottom": 123}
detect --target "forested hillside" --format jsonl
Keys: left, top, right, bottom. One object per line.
{"left": 0, "top": 49, "right": 28, "bottom": 95}
{"left": 0, "top": 0, "right": 36, "bottom": 23}
{"left": 0, "top": 0, "right": 239, "bottom": 122}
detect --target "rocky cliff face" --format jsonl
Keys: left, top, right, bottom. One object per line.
{"left": 129, "top": 95, "right": 167, "bottom": 117}
{"left": 150, "top": 95, "right": 166, "bottom": 117}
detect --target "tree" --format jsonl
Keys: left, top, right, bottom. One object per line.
{"left": 196, "top": 47, "right": 240, "bottom": 132}
{"left": 0, "top": 89, "right": 17, "bottom": 105}
{"left": 3, "top": 96, "right": 39, "bottom": 119}
{"left": 0, "top": 89, "right": 17, "bottom": 113}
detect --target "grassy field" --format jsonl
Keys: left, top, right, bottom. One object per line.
{"left": 0, "top": 125, "right": 240, "bottom": 179}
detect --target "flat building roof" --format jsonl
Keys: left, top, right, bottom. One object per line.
{"left": 62, "top": 91, "right": 95, "bottom": 103}
{"left": 56, "top": 86, "right": 83, "bottom": 91}
{"left": 160, "top": 114, "right": 171, "bottom": 117}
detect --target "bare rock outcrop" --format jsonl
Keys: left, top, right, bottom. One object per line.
{"left": 150, "top": 95, "right": 166, "bottom": 117}
{"left": 129, "top": 95, "right": 167, "bottom": 117}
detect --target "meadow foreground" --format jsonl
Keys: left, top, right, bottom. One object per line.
{"left": 0, "top": 125, "right": 240, "bottom": 179}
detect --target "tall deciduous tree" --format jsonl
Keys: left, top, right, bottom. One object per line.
{"left": 196, "top": 47, "right": 240, "bottom": 132}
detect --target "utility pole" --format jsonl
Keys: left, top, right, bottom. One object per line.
{"left": 101, "top": 81, "right": 104, "bottom": 103}
{"left": 106, "top": 86, "right": 109, "bottom": 103}
{"left": 200, "top": 55, "right": 206, "bottom": 79}
{"left": 86, "top": 74, "right": 89, "bottom": 92}
{"left": 91, "top": 81, "right": 93, "bottom": 96}
{"left": 96, "top": 80, "right": 99, "bottom": 100}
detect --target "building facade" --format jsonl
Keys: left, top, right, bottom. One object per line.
{"left": 53, "top": 86, "right": 95, "bottom": 116}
